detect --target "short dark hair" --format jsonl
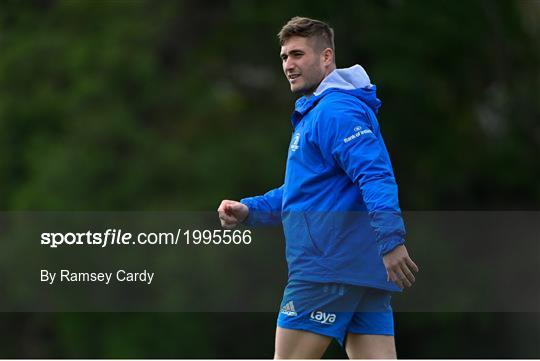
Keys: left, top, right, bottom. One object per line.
{"left": 277, "top": 16, "right": 335, "bottom": 52}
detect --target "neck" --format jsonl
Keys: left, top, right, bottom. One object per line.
{"left": 325, "top": 64, "right": 337, "bottom": 77}
{"left": 304, "top": 65, "right": 337, "bottom": 98}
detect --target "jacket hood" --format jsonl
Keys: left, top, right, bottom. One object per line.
{"left": 294, "top": 64, "right": 382, "bottom": 117}
{"left": 314, "top": 64, "right": 372, "bottom": 95}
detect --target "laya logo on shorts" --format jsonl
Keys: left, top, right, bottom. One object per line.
{"left": 310, "top": 310, "right": 336, "bottom": 325}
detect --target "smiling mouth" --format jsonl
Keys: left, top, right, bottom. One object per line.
{"left": 288, "top": 74, "right": 301, "bottom": 81}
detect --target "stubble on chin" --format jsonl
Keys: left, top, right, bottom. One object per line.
{"left": 289, "top": 84, "right": 302, "bottom": 95}
{"left": 290, "top": 81, "right": 312, "bottom": 96}
{"left": 292, "top": 85, "right": 316, "bottom": 96}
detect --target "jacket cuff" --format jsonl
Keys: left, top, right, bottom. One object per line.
{"left": 239, "top": 198, "right": 256, "bottom": 226}
{"left": 378, "top": 237, "right": 405, "bottom": 256}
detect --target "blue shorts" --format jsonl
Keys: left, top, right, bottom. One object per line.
{"left": 277, "top": 280, "right": 394, "bottom": 346}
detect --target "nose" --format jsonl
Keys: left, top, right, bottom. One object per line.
{"left": 283, "top": 57, "right": 295, "bottom": 73}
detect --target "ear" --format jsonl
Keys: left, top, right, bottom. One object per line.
{"left": 322, "top": 48, "right": 334, "bottom": 66}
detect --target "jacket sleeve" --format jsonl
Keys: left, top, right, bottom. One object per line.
{"left": 240, "top": 185, "right": 284, "bottom": 226}
{"left": 316, "top": 99, "right": 405, "bottom": 256}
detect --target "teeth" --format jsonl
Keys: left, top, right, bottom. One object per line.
{"left": 289, "top": 74, "right": 300, "bottom": 79}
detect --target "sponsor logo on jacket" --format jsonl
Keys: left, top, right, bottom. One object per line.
{"left": 290, "top": 132, "right": 300, "bottom": 151}
{"left": 344, "top": 127, "right": 372, "bottom": 143}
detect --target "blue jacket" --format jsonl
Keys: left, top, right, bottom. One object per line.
{"left": 241, "top": 65, "right": 404, "bottom": 291}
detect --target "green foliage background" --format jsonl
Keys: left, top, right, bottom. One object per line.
{"left": 0, "top": 0, "right": 539, "bottom": 358}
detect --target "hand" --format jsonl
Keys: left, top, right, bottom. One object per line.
{"left": 382, "top": 244, "right": 419, "bottom": 289}
{"left": 217, "top": 200, "right": 249, "bottom": 229}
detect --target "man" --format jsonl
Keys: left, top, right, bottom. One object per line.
{"left": 218, "top": 17, "right": 418, "bottom": 359}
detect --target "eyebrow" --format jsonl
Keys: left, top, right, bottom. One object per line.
{"left": 280, "top": 49, "right": 305, "bottom": 58}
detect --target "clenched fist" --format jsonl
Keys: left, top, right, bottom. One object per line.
{"left": 217, "top": 200, "right": 249, "bottom": 229}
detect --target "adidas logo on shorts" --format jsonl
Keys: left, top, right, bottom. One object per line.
{"left": 280, "top": 301, "right": 297, "bottom": 316}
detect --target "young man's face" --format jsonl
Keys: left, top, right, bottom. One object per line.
{"left": 280, "top": 36, "right": 327, "bottom": 95}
